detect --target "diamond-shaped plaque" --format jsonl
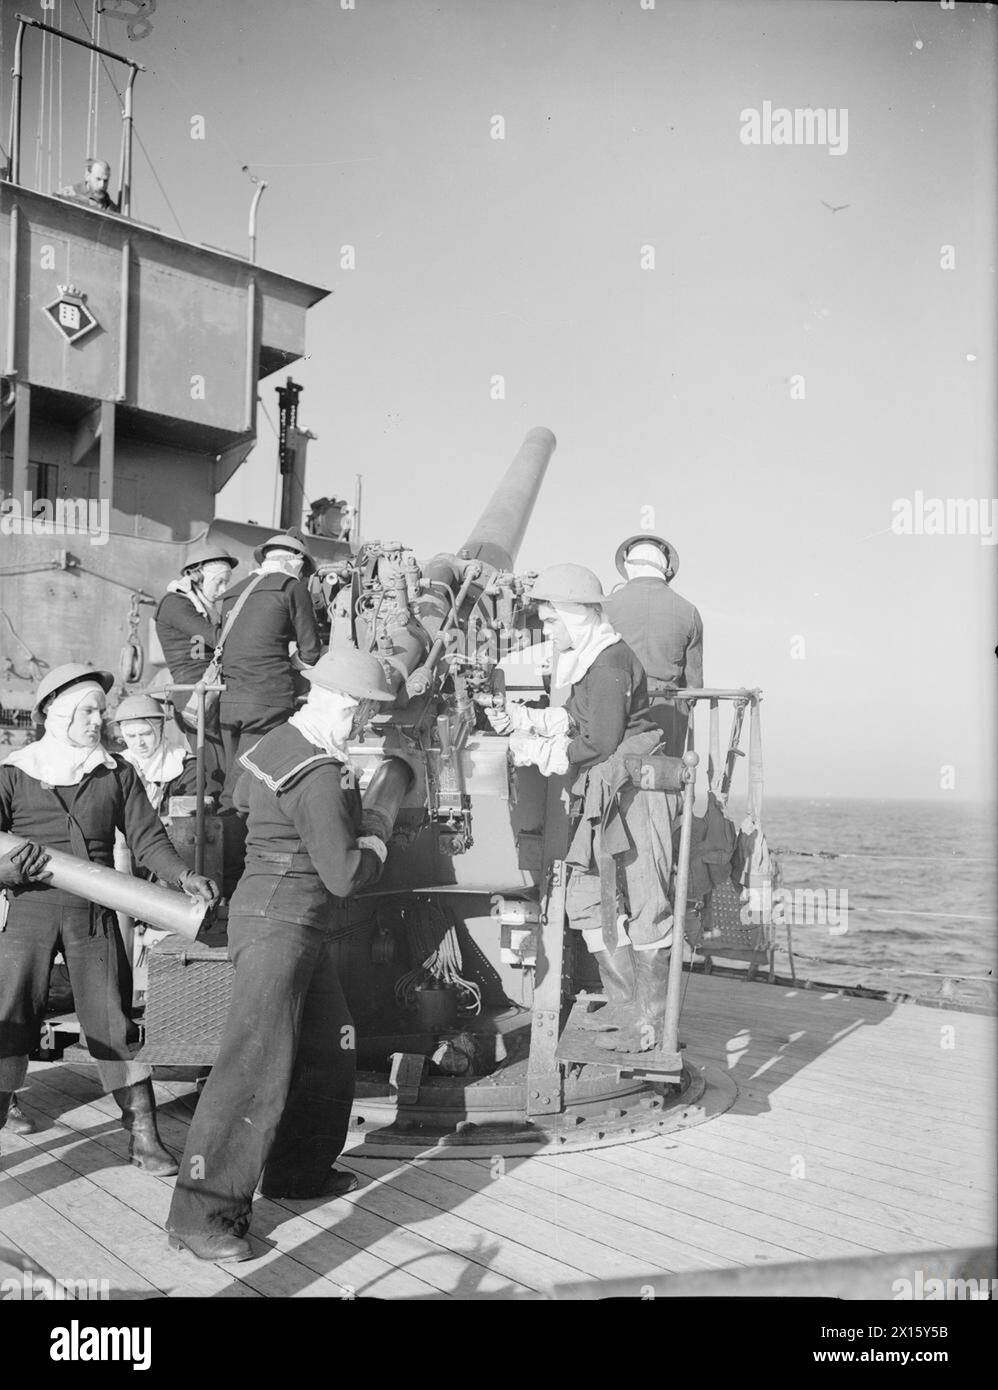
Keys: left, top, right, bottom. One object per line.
{"left": 43, "top": 285, "right": 99, "bottom": 344}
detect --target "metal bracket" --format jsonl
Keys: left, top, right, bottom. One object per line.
{"left": 388, "top": 1051, "right": 425, "bottom": 1107}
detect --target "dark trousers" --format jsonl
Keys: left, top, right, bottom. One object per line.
{"left": 219, "top": 697, "right": 291, "bottom": 810}
{"left": 166, "top": 913, "right": 356, "bottom": 1238}
{"left": 646, "top": 697, "right": 690, "bottom": 758}
{"left": 0, "top": 899, "right": 136, "bottom": 1063}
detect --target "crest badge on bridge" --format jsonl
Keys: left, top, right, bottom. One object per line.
{"left": 43, "top": 285, "right": 99, "bottom": 345}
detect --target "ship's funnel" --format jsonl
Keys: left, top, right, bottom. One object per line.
{"left": 459, "top": 426, "right": 556, "bottom": 572}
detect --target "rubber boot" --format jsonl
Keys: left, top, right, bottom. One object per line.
{"left": 112, "top": 1080, "right": 179, "bottom": 1176}
{"left": 578, "top": 943, "right": 637, "bottom": 1031}
{"left": 0, "top": 1091, "right": 12, "bottom": 1134}
{"left": 5, "top": 1096, "right": 37, "bottom": 1135}
{"left": 594, "top": 947, "right": 671, "bottom": 1053}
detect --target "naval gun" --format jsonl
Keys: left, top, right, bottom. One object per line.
{"left": 139, "top": 427, "right": 709, "bottom": 1156}
{"left": 338, "top": 425, "right": 555, "bottom": 857}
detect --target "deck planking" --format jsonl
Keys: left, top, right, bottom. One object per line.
{"left": 0, "top": 970, "right": 993, "bottom": 1299}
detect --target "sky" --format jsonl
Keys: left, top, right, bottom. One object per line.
{"left": 2, "top": 0, "right": 995, "bottom": 800}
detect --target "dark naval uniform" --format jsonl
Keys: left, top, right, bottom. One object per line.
{"left": 167, "top": 723, "right": 383, "bottom": 1240}
{"left": 0, "top": 760, "right": 192, "bottom": 1070}
{"left": 154, "top": 589, "right": 225, "bottom": 785}
{"left": 217, "top": 573, "right": 322, "bottom": 808}
{"left": 603, "top": 577, "right": 704, "bottom": 756}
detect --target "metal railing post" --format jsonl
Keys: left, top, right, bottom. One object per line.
{"left": 120, "top": 66, "right": 138, "bottom": 215}
{"left": 661, "top": 750, "right": 698, "bottom": 1057}
{"left": 8, "top": 19, "right": 27, "bottom": 185}
{"left": 194, "top": 681, "right": 206, "bottom": 876}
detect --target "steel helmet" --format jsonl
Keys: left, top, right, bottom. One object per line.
{"left": 32, "top": 663, "right": 114, "bottom": 724}
{"left": 530, "top": 563, "right": 606, "bottom": 606}
{"left": 112, "top": 693, "right": 168, "bottom": 727}
{"left": 614, "top": 533, "right": 679, "bottom": 581}
{"left": 253, "top": 532, "right": 315, "bottom": 574}
{"left": 301, "top": 649, "right": 395, "bottom": 702}
{"left": 181, "top": 540, "right": 239, "bottom": 574}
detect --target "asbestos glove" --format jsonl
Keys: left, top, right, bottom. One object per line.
{"left": 486, "top": 703, "right": 570, "bottom": 737}
{"left": 360, "top": 807, "right": 394, "bottom": 844}
{"left": 485, "top": 705, "right": 515, "bottom": 734}
{"left": 515, "top": 705, "right": 571, "bottom": 738}
{"left": 507, "top": 730, "right": 540, "bottom": 767}
{"left": 357, "top": 835, "right": 388, "bottom": 867}
{"left": 533, "top": 733, "right": 571, "bottom": 777}
{"left": 0, "top": 840, "right": 52, "bottom": 887}
{"left": 178, "top": 872, "right": 221, "bottom": 907}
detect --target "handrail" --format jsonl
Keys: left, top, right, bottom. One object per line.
{"left": 155, "top": 681, "right": 225, "bottom": 877}
{"left": 7, "top": 13, "right": 145, "bottom": 208}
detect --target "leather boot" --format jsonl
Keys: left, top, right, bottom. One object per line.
{"left": 594, "top": 947, "right": 671, "bottom": 1053}
{"left": 578, "top": 943, "right": 637, "bottom": 1031}
{"left": 168, "top": 1230, "right": 253, "bottom": 1263}
{"left": 112, "top": 1081, "right": 179, "bottom": 1176}
{"left": 0, "top": 1091, "right": 12, "bottom": 1133}
{"left": 5, "top": 1096, "right": 37, "bottom": 1135}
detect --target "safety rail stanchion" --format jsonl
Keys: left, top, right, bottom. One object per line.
{"left": 661, "top": 750, "right": 698, "bottom": 1058}
{"left": 158, "top": 680, "right": 224, "bottom": 879}
{"left": 194, "top": 680, "right": 206, "bottom": 876}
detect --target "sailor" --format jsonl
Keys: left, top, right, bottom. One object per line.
{"left": 155, "top": 541, "right": 237, "bottom": 786}
{"left": 60, "top": 157, "right": 120, "bottom": 213}
{"left": 113, "top": 693, "right": 222, "bottom": 994}
{"left": 166, "top": 649, "right": 395, "bottom": 1262}
{"left": 0, "top": 665, "right": 219, "bottom": 1164}
{"left": 216, "top": 533, "right": 322, "bottom": 811}
{"left": 603, "top": 535, "right": 703, "bottom": 757}
{"left": 114, "top": 693, "right": 221, "bottom": 812}
{"left": 487, "top": 564, "right": 675, "bottom": 1052}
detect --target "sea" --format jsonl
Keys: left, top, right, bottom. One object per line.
{"left": 720, "top": 797, "right": 997, "bottom": 1007}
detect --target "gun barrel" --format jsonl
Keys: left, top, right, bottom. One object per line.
{"left": 0, "top": 831, "right": 208, "bottom": 940}
{"left": 459, "top": 426, "right": 556, "bottom": 571}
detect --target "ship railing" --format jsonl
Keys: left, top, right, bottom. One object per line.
{"left": 5, "top": 12, "right": 145, "bottom": 215}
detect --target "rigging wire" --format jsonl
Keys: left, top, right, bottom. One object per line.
{"left": 46, "top": 12, "right": 56, "bottom": 193}
{"left": 71, "top": 0, "right": 187, "bottom": 237}
{"left": 57, "top": 0, "right": 65, "bottom": 189}
{"left": 91, "top": 0, "right": 100, "bottom": 155}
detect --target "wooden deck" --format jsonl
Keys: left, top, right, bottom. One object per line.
{"left": 1, "top": 972, "right": 994, "bottom": 1299}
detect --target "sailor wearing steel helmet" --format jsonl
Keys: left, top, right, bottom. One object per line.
{"left": 166, "top": 649, "right": 396, "bottom": 1262}
{"left": 0, "top": 664, "right": 219, "bottom": 1168}
{"left": 486, "top": 565, "right": 677, "bottom": 1054}
{"left": 603, "top": 534, "right": 703, "bottom": 757}
{"left": 154, "top": 539, "right": 239, "bottom": 786}
{"left": 216, "top": 532, "right": 323, "bottom": 810}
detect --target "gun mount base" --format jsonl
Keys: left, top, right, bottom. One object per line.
{"left": 345, "top": 1057, "right": 735, "bottom": 1159}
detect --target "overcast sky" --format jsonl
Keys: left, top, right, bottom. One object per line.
{"left": 3, "top": 0, "right": 995, "bottom": 799}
